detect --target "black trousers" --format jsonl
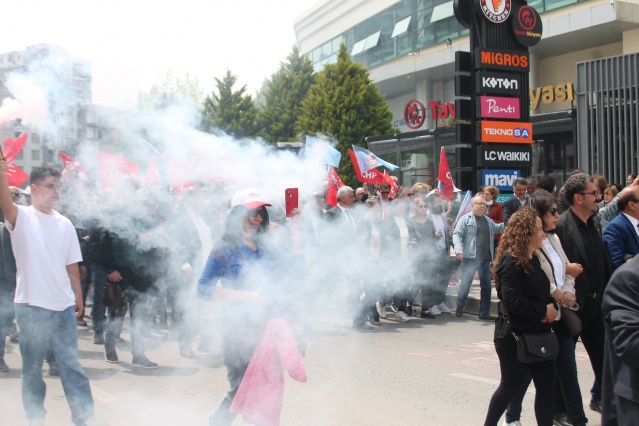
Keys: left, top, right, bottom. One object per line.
{"left": 484, "top": 335, "right": 556, "bottom": 426}
{"left": 578, "top": 297, "right": 605, "bottom": 398}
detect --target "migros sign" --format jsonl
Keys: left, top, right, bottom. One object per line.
{"left": 476, "top": 48, "right": 529, "bottom": 72}
{"left": 479, "top": 121, "right": 532, "bottom": 144}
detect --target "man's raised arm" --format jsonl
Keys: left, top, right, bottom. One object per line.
{"left": 0, "top": 157, "right": 18, "bottom": 228}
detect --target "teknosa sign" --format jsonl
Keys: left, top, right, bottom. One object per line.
{"left": 479, "top": 121, "right": 533, "bottom": 143}
{"left": 478, "top": 96, "right": 520, "bottom": 119}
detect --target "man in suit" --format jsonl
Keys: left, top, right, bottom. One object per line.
{"left": 555, "top": 172, "right": 612, "bottom": 414}
{"left": 601, "top": 255, "right": 639, "bottom": 425}
{"left": 502, "top": 178, "right": 528, "bottom": 224}
{"left": 325, "top": 186, "right": 371, "bottom": 329}
{"left": 603, "top": 184, "right": 639, "bottom": 272}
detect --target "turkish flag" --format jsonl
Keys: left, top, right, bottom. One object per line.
{"left": 437, "top": 147, "right": 454, "bottom": 201}
{"left": 349, "top": 149, "right": 386, "bottom": 184}
{"left": 326, "top": 166, "right": 344, "bottom": 208}
{"left": 97, "top": 151, "right": 140, "bottom": 189}
{"left": 2, "top": 133, "right": 29, "bottom": 187}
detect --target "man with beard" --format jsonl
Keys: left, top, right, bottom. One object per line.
{"left": 555, "top": 172, "right": 612, "bottom": 414}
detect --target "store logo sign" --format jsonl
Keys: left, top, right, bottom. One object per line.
{"left": 479, "top": 145, "right": 532, "bottom": 167}
{"left": 479, "top": 96, "right": 520, "bottom": 119}
{"left": 476, "top": 49, "right": 529, "bottom": 72}
{"left": 403, "top": 99, "right": 426, "bottom": 129}
{"left": 482, "top": 169, "right": 521, "bottom": 191}
{"left": 479, "top": 121, "right": 532, "bottom": 144}
{"left": 479, "top": 0, "right": 512, "bottom": 24}
{"left": 476, "top": 72, "right": 521, "bottom": 95}
{"left": 513, "top": 5, "right": 543, "bottom": 47}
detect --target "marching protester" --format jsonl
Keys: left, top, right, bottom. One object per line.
{"left": 0, "top": 158, "right": 105, "bottom": 426}
{"left": 484, "top": 207, "right": 557, "bottom": 426}
{"left": 197, "top": 189, "right": 305, "bottom": 425}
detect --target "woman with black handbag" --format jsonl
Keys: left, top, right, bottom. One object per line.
{"left": 484, "top": 207, "right": 559, "bottom": 426}
{"left": 503, "top": 190, "right": 588, "bottom": 426}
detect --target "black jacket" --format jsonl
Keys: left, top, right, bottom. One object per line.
{"left": 494, "top": 253, "right": 554, "bottom": 338}
{"left": 601, "top": 256, "right": 639, "bottom": 425}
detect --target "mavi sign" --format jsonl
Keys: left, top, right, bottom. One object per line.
{"left": 482, "top": 169, "right": 521, "bottom": 191}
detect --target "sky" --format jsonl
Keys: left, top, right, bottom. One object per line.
{"left": 0, "top": 0, "right": 319, "bottom": 108}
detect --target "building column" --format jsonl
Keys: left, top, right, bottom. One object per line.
{"left": 416, "top": 78, "right": 432, "bottom": 129}
{"left": 529, "top": 53, "right": 539, "bottom": 116}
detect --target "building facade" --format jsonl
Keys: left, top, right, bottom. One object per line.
{"left": 295, "top": 0, "right": 639, "bottom": 191}
{"left": 0, "top": 44, "right": 92, "bottom": 178}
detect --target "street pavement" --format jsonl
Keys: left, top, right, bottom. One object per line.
{"left": 1, "top": 284, "right": 601, "bottom": 426}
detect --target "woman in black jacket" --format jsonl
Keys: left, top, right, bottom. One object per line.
{"left": 484, "top": 207, "right": 559, "bottom": 426}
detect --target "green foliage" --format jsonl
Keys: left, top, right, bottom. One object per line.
{"left": 258, "top": 45, "right": 315, "bottom": 144}
{"left": 296, "top": 44, "right": 395, "bottom": 187}
{"left": 137, "top": 70, "right": 204, "bottom": 110}
{"left": 200, "top": 70, "right": 258, "bottom": 139}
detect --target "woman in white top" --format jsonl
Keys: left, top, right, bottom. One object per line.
{"left": 504, "top": 189, "right": 588, "bottom": 426}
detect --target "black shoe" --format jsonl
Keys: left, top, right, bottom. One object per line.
{"left": 352, "top": 321, "right": 374, "bottom": 331}
{"left": 589, "top": 399, "right": 602, "bottom": 414}
{"left": 105, "top": 349, "right": 119, "bottom": 363}
{"left": 132, "top": 355, "right": 158, "bottom": 369}
{"left": 478, "top": 315, "right": 498, "bottom": 321}
{"left": 93, "top": 333, "right": 105, "bottom": 345}
{"left": 553, "top": 412, "right": 573, "bottom": 426}
{"left": 420, "top": 311, "right": 437, "bottom": 319}
{"left": 455, "top": 308, "right": 464, "bottom": 317}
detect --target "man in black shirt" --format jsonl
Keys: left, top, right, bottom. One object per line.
{"left": 555, "top": 172, "right": 611, "bottom": 414}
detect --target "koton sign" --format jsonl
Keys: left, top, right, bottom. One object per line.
{"left": 479, "top": 121, "right": 532, "bottom": 143}
{"left": 479, "top": 145, "right": 532, "bottom": 167}
{"left": 478, "top": 96, "right": 520, "bottom": 119}
{"left": 476, "top": 71, "right": 521, "bottom": 95}
{"left": 482, "top": 169, "right": 521, "bottom": 191}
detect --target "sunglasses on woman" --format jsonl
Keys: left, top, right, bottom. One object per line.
{"left": 247, "top": 207, "right": 263, "bottom": 217}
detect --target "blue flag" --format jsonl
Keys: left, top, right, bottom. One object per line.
{"left": 306, "top": 136, "right": 341, "bottom": 168}
{"left": 352, "top": 145, "right": 398, "bottom": 173}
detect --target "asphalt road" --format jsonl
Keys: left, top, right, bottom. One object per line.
{"left": 1, "top": 309, "right": 601, "bottom": 426}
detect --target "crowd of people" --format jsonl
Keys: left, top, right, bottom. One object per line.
{"left": 0, "top": 155, "right": 638, "bottom": 425}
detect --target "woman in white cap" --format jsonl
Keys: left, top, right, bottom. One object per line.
{"left": 198, "top": 188, "right": 302, "bottom": 425}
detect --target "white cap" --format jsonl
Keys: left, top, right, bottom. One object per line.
{"left": 23, "top": 186, "right": 32, "bottom": 195}
{"left": 230, "top": 188, "right": 271, "bottom": 209}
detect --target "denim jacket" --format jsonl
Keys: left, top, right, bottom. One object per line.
{"left": 452, "top": 212, "right": 504, "bottom": 259}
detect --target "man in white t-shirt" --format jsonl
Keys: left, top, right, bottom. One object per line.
{"left": 0, "top": 159, "right": 104, "bottom": 426}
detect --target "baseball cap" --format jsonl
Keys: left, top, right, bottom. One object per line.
{"left": 231, "top": 188, "right": 272, "bottom": 209}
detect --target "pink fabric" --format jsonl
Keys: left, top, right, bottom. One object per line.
{"left": 230, "top": 318, "right": 307, "bottom": 426}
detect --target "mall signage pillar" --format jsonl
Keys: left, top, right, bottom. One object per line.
{"left": 454, "top": 0, "right": 542, "bottom": 195}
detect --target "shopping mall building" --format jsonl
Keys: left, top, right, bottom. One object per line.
{"left": 294, "top": 0, "right": 639, "bottom": 192}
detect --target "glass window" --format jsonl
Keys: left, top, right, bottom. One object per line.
{"left": 332, "top": 36, "right": 342, "bottom": 53}
{"left": 364, "top": 31, "right": 381, "bottom": 51}
{"left": 430, "top": 1, "right": 455, "bottom": 23}
{"left": 321, "top": 42, "right": 332, "bottom": 59}
{"left": 312, "top": 48, "right": 320, "bottom": 63}
{"left": 395, "top": 0, "right": 413, "bottom": 20}
{"left": 351, "top": 39, "right": 367, "bottom": 56}
{"left": 392, "top": 16, "right": 412, "bottom": 38}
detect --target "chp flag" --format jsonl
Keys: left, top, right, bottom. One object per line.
{"left": 349, "top": 149, "right": 386, "bottom": 185}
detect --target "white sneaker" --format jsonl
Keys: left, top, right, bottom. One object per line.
{"left": 438, "top": 303, "right": 452, "bottom": 313}
{"left": 376, "top": 301, "right": 387, "bottom": 319}
{"left": 429, "top": 305, "right": 442, "bottom": 315}
{"left": 82, "top": 416, "right": 108, "bottom": 426}
{"left": 503, "top": 420, "right": 522, "bottom": 426}
{"left": 395, "top": 311, "right": 410, "bottom": 322}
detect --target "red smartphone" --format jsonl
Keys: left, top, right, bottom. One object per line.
{"left": 285, "top": 188, "right": 299, "bottom": 217}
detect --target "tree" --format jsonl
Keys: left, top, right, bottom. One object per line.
{"left": 137, "top": 70, "right": 204, "bottom": 110}
{"left": 296, "top": 44, "right": 395, "bottom": 187}
{"left": 201, "top": 70, "right": 257, "bottom": 139}
{"left": 258, "top": 45, "right": 315, "bottom": 144}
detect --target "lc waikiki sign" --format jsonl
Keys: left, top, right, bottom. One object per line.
{"left": 478, "top": 96, "right": 520, "bottom": 119}
{"left": 479, "top": 121, "right": 532, "bottom": 143}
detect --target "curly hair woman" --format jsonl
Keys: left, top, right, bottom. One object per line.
{"left": 484, "top": 207, "right": 558, "bottom": 426}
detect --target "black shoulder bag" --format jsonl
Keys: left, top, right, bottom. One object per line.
{"left": 501, "top": 254, "right": 559, "bottom": 364}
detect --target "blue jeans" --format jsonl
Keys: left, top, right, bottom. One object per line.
{"left": 457, "top": 258, "right": 492, "bottom": 317}
{"left": 14, "top": 304, "right": 94, "bottom": 425}
{"left": 90, "top": 262, "right": 107, "bottom": 334}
